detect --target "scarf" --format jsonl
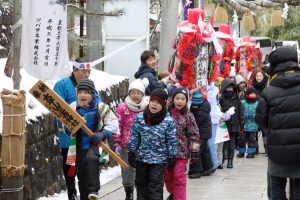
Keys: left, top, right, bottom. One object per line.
{"left": 143, "top": 105, "right": 167, "bottom": 126}
{"left": 66, "top": 102, "right": 110, "bottom": 167}
{"left": 252, "top": 78, "right": 267, "bottom": 93}
{"left": 168, "top": 102, "right": 188, "bottom": 115}
{"left": 125, "top": 96, "right": 148, "bottom": 112}
{"left": 223, "top": 90, "right": 235, "bottom": 99}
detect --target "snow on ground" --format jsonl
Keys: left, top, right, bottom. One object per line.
{"left": 38, "top": 166, "right": 121, "bottom": 200}
{"left": 0, "top": 58, "right": 126, "bottom": 197}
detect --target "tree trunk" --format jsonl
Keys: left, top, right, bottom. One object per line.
{"left": 79, "top": 0, "right": 84, "bottom": 57}
{"left": 158, "top": 0, "right": 179, "bottom": 72}
{"left": 67, "top": 11, "right": 75, "bottom": 59}
{"left": 86, "top": 0, "right": 103, "bottom": 70}
{"left": 12, "top": 0, "right": 21, "bottom": 90}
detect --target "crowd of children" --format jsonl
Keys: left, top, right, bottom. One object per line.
{"left": 59, "top": 48, "right": 268, "bottom": 200}
{"left": 121, "top": 50, "right": 267, "bottom": 200}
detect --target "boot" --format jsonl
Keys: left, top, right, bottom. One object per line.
{"left": 237, "top": 153, "right": 244, "bottom": 158}
{"left": 88, "top": 192, "right": 100, "bottom": 200}
{"left": 255, "top": 146, "right": 259, "bottom": 155}
{"left": 166, "top": 193, "right": 174, "bottom": 200}
{"left": 222, "top": 154, "right": 226, "bottom": 164}
{"left": 264, "top": 144, "right": 268, "bottom": 154}
{"left": 67, "top": 188, "right": 78, "bottom": 200}
{"left": 124, "top": 186, "right": 134, "bottom": 200}
{"left": 246, "top": 153, "right": 255, "bottom": 158}
{"left": 227, "top": 158, "right": 233, "bottom": 168}
{"left": 217, "top": 164, "right": 223, "bottom": 169}
{"left": 263, "top": 137, "right": 268, "bottom": 154}
{"left": 189, "top": 173, "right": 201, "bottom": 179}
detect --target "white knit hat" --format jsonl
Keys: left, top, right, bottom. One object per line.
{"left": 235, "top": 74, "right": 245, "bottom": 85}
{"left": 128, "top": 78, "right": 149, "bottom": 94}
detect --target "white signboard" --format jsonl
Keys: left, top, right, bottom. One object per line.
{"left": 104, "top": 0, "right": 150, "bottom": 81}
{"left": 20, "top": 0, "right": 70, "bottom": 80}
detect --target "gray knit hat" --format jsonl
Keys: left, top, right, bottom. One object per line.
{"left": 235, "top": 74, "right": 245, "bottom": 85}
{"left": 77, "top": 79, "right": 96, "bottom": 94}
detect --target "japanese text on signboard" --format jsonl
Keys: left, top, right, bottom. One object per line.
{"left": 29, "top": 80, "right": 84, "bottom": 133}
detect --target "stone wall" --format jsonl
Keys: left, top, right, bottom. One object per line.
{"left": 23, "top": 115, "right": 65, "bottom": 200}
{"left": 0, "top": 79, "right": 129, "bottom": 199}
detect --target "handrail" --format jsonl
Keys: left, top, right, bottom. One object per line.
{"left": 91, "top": 34, "right": 147, "bottom": 67}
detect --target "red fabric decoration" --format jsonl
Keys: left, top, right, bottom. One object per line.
{"left": 179, "top": 62, "right": 197, "bottom": 90}
{"left": 177, "top": 33, "right": 198, "bottom": 65}
{"left": 208, "top": 44, "right": 221, "bottom": 83}
{"left": 219, "top": 40, "right": 234, "bottom": 78}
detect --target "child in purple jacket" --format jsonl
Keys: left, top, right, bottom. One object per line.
{"left": 164, "top": 87, "right": 200, "bottom": 200}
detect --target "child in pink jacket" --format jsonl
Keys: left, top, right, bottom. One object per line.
{"left": 115, "top": 78, "right": 149, "bottom": 200}
{"left": 164, "top": 87, "right": 200, "bottom": 200}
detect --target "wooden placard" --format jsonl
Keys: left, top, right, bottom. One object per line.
{"left": 29, "top": 80, "right": 84, "bottom": 133}
{"left": 29, "top": 80, "right": 128, "bottom": 169}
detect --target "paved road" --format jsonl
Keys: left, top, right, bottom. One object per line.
{"left": 99, "top": 149, "right": 269, "bottom": 200}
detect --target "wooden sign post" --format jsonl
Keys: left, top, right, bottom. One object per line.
{"left": 29, "top": 80, "right": 128, "bottom": 169}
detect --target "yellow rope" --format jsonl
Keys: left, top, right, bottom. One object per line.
{"left": 1, "top": 92, "right": 25, "bottom": 175}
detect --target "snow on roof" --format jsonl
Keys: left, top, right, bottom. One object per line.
{"left": 0, "top": 57, "right": 127, "bottom": 134}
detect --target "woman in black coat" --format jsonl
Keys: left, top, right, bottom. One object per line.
{"left": 255, "top": 47, "right": 300, "bottom": 199}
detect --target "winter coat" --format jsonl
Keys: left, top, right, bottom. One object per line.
{"left": 53, "top": 75, "right": 102, "bottom": 148}
{"left": 70, "top": 101, "right": 119, "bottom": 150}
{"left": 53, "top": 75, "right": 77, "bottom": 148}
{"left": 219, "top": 79, "right": 245, "bottom": 133}
{"left": 169, "top": 108, "right": 200, "bottom": 159}
{"left": 241, "top": 99, "right": 258, "bottom": 132}
{"left": 190, "top": 100, "right": 212, "bottom": 140}
{"left": 255, "top": 61, "right": 300, "bottom": 178}
{"left": 115, "top": 102, "right": 139, "bottom": 147}
{"left": 134, "top": 64, "right": 166, "bottom": 95}
{"left": 207, "top": 83, "right": 220, "bottom": 124}
{"left": 128, "top": 112, "right": 178, "bottom": 164}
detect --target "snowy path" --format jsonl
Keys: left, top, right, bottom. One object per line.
{"left": 100, "top": 151, "right": 269, "bottom": 200}
{"left": 38, "top": 166, "right": 121, "bottom": 200}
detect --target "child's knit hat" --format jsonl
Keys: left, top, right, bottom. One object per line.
{"left": 172, "top": 87, "right": 188, "bottom": 101}
{"left": 128, "top": 78, "right": 149, "bottom": 94}
{"left": 245, "top": 87, "right": 257, "bottom": 96}
{"left": 235, "top": 74, "right": 245, "bottom": 85}
{"left": 77, "top": 79, "right": 96, "bottom": 95}
{"left": 150, "top": 88, "right": 168, "bottom": 107}
{"left": 191, "top": 90, "right": 204, "bottom": 106}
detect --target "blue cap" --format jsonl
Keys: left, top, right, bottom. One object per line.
{"left": 191, "top": 90, "right": 204, "bottom": 106}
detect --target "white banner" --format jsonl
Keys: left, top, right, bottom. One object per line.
{"left": 20, "top": 0, "right": 70, "bottom": 80}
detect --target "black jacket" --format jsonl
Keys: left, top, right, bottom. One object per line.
{"left": 255, "top": 61, "right": 300, "bottom": 164}
{"left": 219, "top": 79, "right": 244, "bottom": 133}
{"left": 190, "top": 100, "right": 212, "bottom": 140}
{"left": 134, "top": 64, "right": 166, "bottom": 95}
